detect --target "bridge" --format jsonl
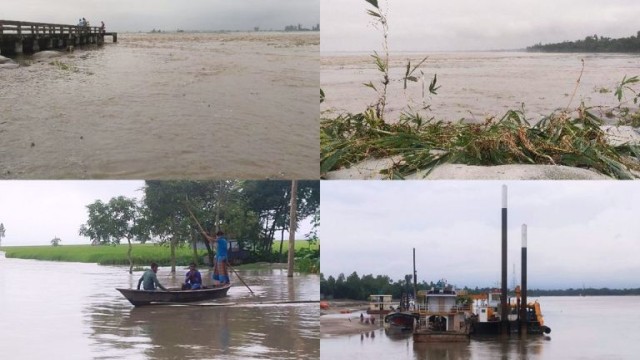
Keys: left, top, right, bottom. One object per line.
{"left": 0, "top": 20, "right": 117, "bottom": 55}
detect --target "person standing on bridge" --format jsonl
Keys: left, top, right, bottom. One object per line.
{"left": 100, "top": 21, "right": 105, "bottom": 34}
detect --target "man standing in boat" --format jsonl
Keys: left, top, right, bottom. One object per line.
{"left": 206, "top": 231, "right": 230, "bottom": 286}
{"left": 137, "top": 262, "right": 168, "bottom": 291}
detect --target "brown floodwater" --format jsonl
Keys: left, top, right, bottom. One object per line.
{"left": 0, "top": 252, "right": 319, "bottom": 359}
{"left": 321, "top": 52, "right": 640, "bottom": 123}
{"left": 0, "top": 32, "right": 319, "bottom": 179}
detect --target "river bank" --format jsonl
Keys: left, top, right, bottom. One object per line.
{"left": 321, "top": 300, "right": 385, "bottom": 337}
{"left": 0, "top": 241, "right": 318, "bottom": 270}
{"left": 321, "top": 52, "right": 640, "bottom": 180}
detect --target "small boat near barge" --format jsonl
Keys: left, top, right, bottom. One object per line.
{"left": 117, "top": 284, "right": 231, "bottom": 306}
{"left": 384, "top": 311, "right": 420, "bottom": 332}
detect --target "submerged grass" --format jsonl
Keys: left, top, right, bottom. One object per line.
{"left": 321, "top": 105, "right": 640, "bottom": 179}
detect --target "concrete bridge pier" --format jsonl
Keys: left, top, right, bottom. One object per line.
{"left": 46, "top": 38, "right": 53, "bottom": 49}
{"left": 15, "top": 40, "right": 23, "bottom": 54}
{"left": 32, "top": 39, "right": 40, "bottom": 52}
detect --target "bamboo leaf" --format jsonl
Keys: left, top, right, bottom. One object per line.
{"left": 365, "top": 0, "right": 379, "bottom": 9}
{"left": 429, "top": 74, "right": 441, "bottom": 94}
{"left": 321, "top": 149, "right": 344, "bottom": 173}
{"left": 366, "top": 9, "right": 381, "bottom": 18}
{"left": 363, "top": 81, "right": 377, "bottom": 91}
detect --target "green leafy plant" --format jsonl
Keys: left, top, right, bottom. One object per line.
{"left": 615, "top": 75, "right": 640, "bottom": 104}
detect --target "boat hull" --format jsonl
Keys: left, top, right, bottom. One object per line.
{"left": 384, "top": 312, "right": 419, "bottom": 331}
{"left": 116, "top": 284, "right": 231, "bottom": 306}
{"left": 470, "top": 320, "right": 551, "bottom": 336}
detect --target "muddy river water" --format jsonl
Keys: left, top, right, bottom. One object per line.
{"left": 0, "top": 253, "right": 319, "bottom": 359}
{"left": 321, "top": 52, "right": 640, "bottom": 123}
{"left": 0, "top": 32, "right": 319, "bottom": 179}
{"left": 321, "top": 296, "right": 640, "bottom": 359}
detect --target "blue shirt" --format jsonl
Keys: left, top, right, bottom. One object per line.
{"left": 185, "top": 270, "right": 202, "bottom": 285}
{"left": 217, "top": 236, "right": 228, "bottom": 258}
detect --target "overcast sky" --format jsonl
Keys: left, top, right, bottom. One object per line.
{"left": 0, "top": 0, "right": 319, "bottom": 32}
{"left": 0, "top": 181, "right": 312, "bottom": 247}
{"left": 321, "top": 181, "right": 640, "bottom": 290}
{"left": 321, "top": 0, "right": 640, "bottom": 52}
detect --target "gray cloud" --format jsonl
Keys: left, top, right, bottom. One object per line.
{"left": 1, "top": 0, "right": 319, "bottom": 32}
{"left": 321, "top": 181, "right": 640, "bottom": 289}
{"left": 321, "top": 0, "right": 640, "bottom": 52}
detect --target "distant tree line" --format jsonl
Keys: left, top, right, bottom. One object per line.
{"left": 79, "top": 180, "right": 319, "bottom": 274}
{"left": 321, "top": 272, "right": 640, "bottom": 300}
{"left": 527, "top": 31, "right": 640, "bottom": 52}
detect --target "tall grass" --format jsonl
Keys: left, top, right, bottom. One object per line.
{"left": 1, "top": 240, "right": 320, "bottom": 273}
{"left": 1, "top": 244, "right": 201, "bottom": 266}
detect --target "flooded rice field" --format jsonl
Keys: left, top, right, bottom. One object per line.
{"left": 321, "top": 52, "right": 640, "bottom": 123}
{"left": 320, "top": 296, "right": 640, "bottom": 359}
{"left": 0, "top": 253, "right": 319, "bottom": 359}
{"left": 0, "top": 32, "right": 319, "bottom": 179}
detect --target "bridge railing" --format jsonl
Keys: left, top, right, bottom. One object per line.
{"left": 0, "top": 20, "right": 103, "bottom": 36}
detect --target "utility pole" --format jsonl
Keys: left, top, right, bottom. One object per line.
{"left": 287, "top": 180, "right": 298, "bottom": 277}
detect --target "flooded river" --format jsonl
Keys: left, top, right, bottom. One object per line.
{"left": 0, "top": 32, "right": 319, "bottom": 179}
{"left": 0, "top": 253, "right": 319, "bottom": 359}
{"left": 321, "top": 296, "right": 640, "bottom": 359}
{"left": 321, "top": 52, "right": 640, "bottom": 123}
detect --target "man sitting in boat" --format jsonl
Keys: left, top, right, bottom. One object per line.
{"left": 182, "top": 262, "right": 202, "bottom": 290}
{"left": 137, "top": 262, "right": 167, "bottom": 291}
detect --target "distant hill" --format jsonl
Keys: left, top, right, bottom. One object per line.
{"left": 527, "top": 31, "right": 640, "bottom": 53}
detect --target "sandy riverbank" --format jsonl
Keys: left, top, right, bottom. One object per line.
{"left": 321, "top": 300, "right": 386, "bottom": 337}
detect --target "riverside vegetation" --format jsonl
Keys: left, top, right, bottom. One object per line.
{"left": 0, "top": 180, "right": 319, "bottom": 274}
{"left": 321, "top": 272, "right": 640, "bottom": 301}
{"left": 0, "top": 241, "right": 319, "bottom": 273}
{"left": 528, "top": 31, "right": 640, "bottom": 53}
{"left": 320, "top": 0, "right": 640, "bottom": 179}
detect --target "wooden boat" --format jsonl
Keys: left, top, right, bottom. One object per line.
{"left": 116, "top": 284, "right": 231, "bottom": 306}
{"left": 384, "top": 311, "right": 419, "bottom": 332}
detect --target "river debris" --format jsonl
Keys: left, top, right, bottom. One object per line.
{"left": 321, "top": 106, "right": 640, "bottom": 179}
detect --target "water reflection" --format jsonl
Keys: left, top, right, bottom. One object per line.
{"left": 85, "top": 267, "right": 319, "bottom": 359}
{"left": 413, "top": 342, "right": 471, "bottom": 360}
{"left": 0, "top": 255, "right": 318, "bottom": 360}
